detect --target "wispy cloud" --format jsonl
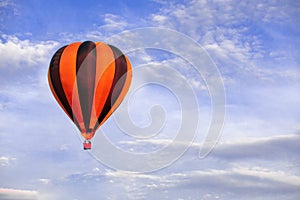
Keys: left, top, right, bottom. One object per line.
{"left": 117, "top": 133, "right": 300, "bottom": 163}
{"left": 103, "top": 14, "right": 129, "bottom": 31}
{"left": 55, "top": 134, "right": 300, "bottom": 199}
{"left": 211, "top": 134, "right": 300, "bottom": 162}
{"left": 149, "top": 0, "right": 300, "bottom": 83}
{"left": 0, "top": 156, "right": 16, "bottom": 167}
{"left": 0, "top": 188, "right": 38, "bottom": 200}
{"left": 0, "top": 0, "right": 18, "bottom": 22}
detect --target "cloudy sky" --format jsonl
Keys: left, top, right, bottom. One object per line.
{"left": 0, "top": 0, "right": 300, "bottom": 199}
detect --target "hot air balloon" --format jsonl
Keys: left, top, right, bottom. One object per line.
{"left": 48, "top": 41, "right": 132, "bottom": 150}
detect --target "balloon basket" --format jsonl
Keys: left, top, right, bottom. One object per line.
{"left": 83, "top": 140, "right": 92, "bottom": 150}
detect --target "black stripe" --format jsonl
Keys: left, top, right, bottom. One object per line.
{"left": 76, "top": 41, "right": 97, "bottom": 133}
{"left": 94, "top": 45, "right": 128, "bottom": 130}
{"left": 49, "top": 46, "right": 81, "bottom": 129}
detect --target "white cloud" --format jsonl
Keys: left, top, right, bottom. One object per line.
{"left": 0, "top": 156, "right": 16, "bottom": 167}
{"left": 152, "top": 14, "right": 168, "bottom": 24}
{"left": 38, "top": 179, "right": 50, "bottom": 185}
{"left": 214, "top": 135, "right": 299, "bottom": 164}
{"left": 116, "top": 133, "right": 300, "bottom": 168}
{"left": 161, "top": 167, "right": 300, "bottom": 200}
{"left": 232, "top": 167, "right": 300, "bottom": 186}
{"left": 49, "top": 160, "right": 300, "bottom": 200}
{"left": 0, "top": 35, "right": 58, "bottom": 69}
{"left": 105, "top": 170, "right": 161, "bottom": 181}
{"left": 0, "top": 188, "right": 38, "bottom": 200}
{"left": 71, "top": 13, "right": 131, "bottom": 42}
{"left": 170, "top": 167, "right": 300, "bottom": 188}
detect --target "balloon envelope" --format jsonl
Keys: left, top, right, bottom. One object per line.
{"left": 48, "top": 41, "right": 132, "bottom": 149}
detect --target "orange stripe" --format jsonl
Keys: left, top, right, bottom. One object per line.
{"left": 59, "top": 42, "right": 85, "bottom": 131}
{"left": 99, "top": 55, "right": 132, "bottom": 126}
{"left": 89, "top": 42, "right": 116, "bottom": 130}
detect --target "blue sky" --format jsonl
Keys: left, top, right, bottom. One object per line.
{"left": 0, "top": 0, "right": 300, "bottom": 199}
